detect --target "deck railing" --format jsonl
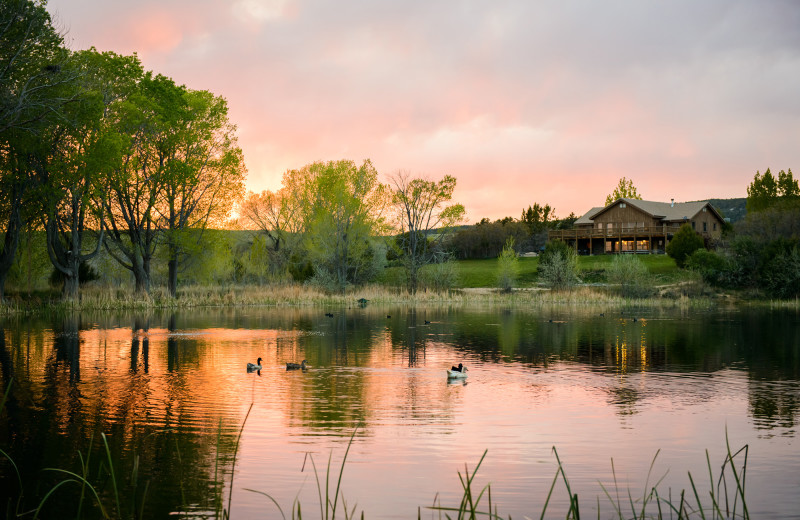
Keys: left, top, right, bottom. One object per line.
{"left": 548, "top": 225, "right": 685, "bottom": 240}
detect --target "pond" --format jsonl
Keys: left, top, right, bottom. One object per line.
{"left": 1, "top": 305, "right": 799, "bottom": 518}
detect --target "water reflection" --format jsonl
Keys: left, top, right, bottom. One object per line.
{"left": 0, "top": 306, "right": 798, "bottom": 518}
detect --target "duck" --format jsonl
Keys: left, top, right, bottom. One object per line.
{"left": 247, "top": 358, "right": 262, "bottom": 371}
{"left": 447, "top": 364, "right": 468, "bottom": 379}
{"left": 325, "top": 312, "right": 334, "bottom": 317}
{"left": 286, "top": 359, "right": 307, "bottom": 370}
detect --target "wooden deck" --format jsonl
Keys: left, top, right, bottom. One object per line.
{"left": 548, "top": 225, "right": 687, "bottom": 254}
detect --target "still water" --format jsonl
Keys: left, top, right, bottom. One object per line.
{"left": 1, "top": 305, "right": 799, "bottom": 518}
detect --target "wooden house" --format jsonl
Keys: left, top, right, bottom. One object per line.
{"left": 548, "top": 198, "right": 725, "bottom": 254}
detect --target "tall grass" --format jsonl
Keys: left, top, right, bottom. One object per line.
{"left": 429, "top": 440, "right": 750, "bottom": 520}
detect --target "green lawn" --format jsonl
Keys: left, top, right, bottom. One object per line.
{"left": 378, "top": 254, "right": 683, "bottom": 289}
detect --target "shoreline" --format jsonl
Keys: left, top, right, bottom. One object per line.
{"left": 1, "top": 282, "right": 794, "bottom": 314}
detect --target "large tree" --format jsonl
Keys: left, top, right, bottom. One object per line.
{"left": 605, "top": 177, "right": 642, "bottom": 205}
{"left": 155, "top": 87, "right": 246, "bottom": 297}
{"left": 101, "top": 64, "right": 163, "bottom": 295}
{"left": 286, "top": 159, "right": 389, "bottom": 291}
{"left": 389, "top": 171, "right": 464, "bottom": 293}
{"left": 0, "top": 0, "right": 76, "bottom": 301}
{"left": 38, "top": 50, "right": 124, "bottom": 299}
{"left": 239, "top": 187, "right": 303, "bottom": 278}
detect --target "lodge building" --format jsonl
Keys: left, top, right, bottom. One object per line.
{"left": 548, "top": 198, "right": 725, "bottom": 255}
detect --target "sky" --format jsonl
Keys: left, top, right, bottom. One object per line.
{"left": 46, "top": 0, "right": 800, "bottom": 223}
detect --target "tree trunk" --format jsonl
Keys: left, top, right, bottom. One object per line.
{"left": 132, "top": 257, "right": 151, "bottom": 295}
{"left": 62, "top": 272, "right": 79, "bottom": 300}
{"left": 168, "top": 257, "right": 178, "bottom": 298}
{"left": 0, "top": 204, "right": 22, "bottom": 303}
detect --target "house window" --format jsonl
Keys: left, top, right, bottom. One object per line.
{"left": 607, "top": 222, "right": 613, "bottom": 230}
{"left": 620, "top": 202, "right": 626, "bottom": 208}
{"left": 703, "top": 222, "right": 707, "bottom": 232}
{"left": 702, "top": 207, "right": 707, "bottom": 212}
{"left": 713, "top": 223, "right": 717, "bottom": 231}
{"left": 691, "top": 221, "right": 695, "bottom": 230}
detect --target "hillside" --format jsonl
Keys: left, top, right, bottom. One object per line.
{"left": 708, "top": 197, "right": 747, "bottom": 223}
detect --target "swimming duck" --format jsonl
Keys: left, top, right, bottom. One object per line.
{"left": 286, "top": 359, "right": 307, "bottom": 370}
{"left": 247, "top": 358, "right": 262, "bottom": 371}
{"left": 447, "top": 364, "right": 468, "bottom": 379}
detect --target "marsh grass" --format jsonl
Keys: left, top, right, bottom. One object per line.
{"left": 1, "top": 281, "right": 724, "bottom": 316}
{"left": 429, "top": 439, "right": 750, "bottom": 520}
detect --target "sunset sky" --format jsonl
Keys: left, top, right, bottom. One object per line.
{"left": 46, "top": 0, "right": 800, "bottom": 222}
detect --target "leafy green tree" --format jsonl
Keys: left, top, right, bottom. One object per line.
{"left": 154, "top": 87, "right": 246, "bottom": 297}
{"left": 0, "top": 0, "right": 75, "bottom": 134}
{"left": 389, "top": 171, "right": 465, "bottom": 293}
{"left": 286, "top": 159, "right": 389, "bottom": 291}
{"left": 101, "top": 65, "right": 172, "bottom": 295}
{"left": 496, "top": 237, "right": 519, "bottom": 292}
{"left": 0, "top": 0, "right": 76, "bottom": 301}
{"left": 747, "top": 168, "right": 799, "bottom": 212}
{"left": 666, "top": 223, "right": 704, "bottom": 268}
{"left": 538, "top": 240, "right": 578, "bottom": 290}
{"left": 605, "top": 177, "right": 642, "bottom": 205}
{"left": 37, "top": 49, "right": 133, "bottom": 299}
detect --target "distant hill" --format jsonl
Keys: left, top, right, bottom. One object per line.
{"left": 708, "top": 198, "right": 747, "bottom": 223}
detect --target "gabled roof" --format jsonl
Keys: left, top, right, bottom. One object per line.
{"left": 578, "top": 198, "right": 724, "bottom": 224}
{"left": 575, "top": 207, "right": 604, "bottom": 225}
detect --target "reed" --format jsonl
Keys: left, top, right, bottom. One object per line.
{"left": 1, "top": 281, "right": 728, "bottom": 315}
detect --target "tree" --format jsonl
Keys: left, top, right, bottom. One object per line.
{"left": 0, "top": 0, "right": 76, "bottom": 134}
{"left": 666, "top": 223, "right": 704, "bottom": 268}
{"left": 0, "top": 0, "right": 76, "bottom": 301}
{"left": 239, "top": 187, "right": 303, "bottom": 278}
{"left": 390, "top": 171, "right": 465, "bottom": 293}
{"left": 605, "top": 177, "right": 642, "bottom": 205}
{"left": 496, "top": 237, "right": 519, "bottom": 292}
{"left": 287, "top": 159, "right": 389, "bottom": 291}
{"left": 520, "top": 203, "right": 553, "bottom": 233}
{"left": 38, "top": 50, "right": 119, "bottom": 299}
{"left": 155, "top": 87, "right": 246, "bottom": 297}
{"left": 101, "top": 66, "right": 168, "bottom": 295}
{"left": 746, "top": 168, "right": 798, "bottom": 212}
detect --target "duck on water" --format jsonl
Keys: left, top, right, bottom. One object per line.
{"left": 247, "top": 358, "right": 262, "bottom": 372}
{"left": 286, "top": 360, "right": 308, "bottom": 370}
{"left": 447, "top": 363, "right": 468, "bottom": 379}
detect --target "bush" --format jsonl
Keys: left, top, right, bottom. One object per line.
{"left": 538, "top": 240, "right": 578, "bottom": 290}
{"left": 686, "top": 248, "right": 729, "bottom": 287}
{"left": 606, "top": 254, "right": 652, "bottom": 297}
{"left": 419, "top": 258, "right": 459, "bottom": 292}
{"left": 762, "top": 245, "right": 800, "bottom": 299}
{"left": 666, "top": 224, "right": 705, "bottom": 268}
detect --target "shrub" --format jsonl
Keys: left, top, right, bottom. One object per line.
{"left": 762, "top": 245, "right": 800, "bottom": 299}
{"left": 606, "top": 254, "right": 652, "bottom": 297}
{"left": 538, "top": 240, "right": 578, "bottom": 290}
{"left": 419, "top": 258, "right": 459, "bottom": 292}
{"left": 686, "top": 248, "right": 729, "bottom": 287}
{"left": 666, "top": 224, "right": 705, "bottom": 268}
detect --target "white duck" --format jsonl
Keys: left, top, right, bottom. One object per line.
{"left": 446, "top": 363, "right": 468, "bottom": 379}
